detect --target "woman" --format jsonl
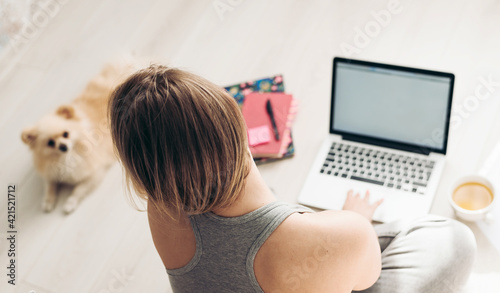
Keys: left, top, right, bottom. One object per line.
{"left": 109, "top": 65, "right": 476, "bottom": 293}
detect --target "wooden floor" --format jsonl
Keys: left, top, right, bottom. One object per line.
{"left": 1, "top": 0, "right": 500, "bottom": 292}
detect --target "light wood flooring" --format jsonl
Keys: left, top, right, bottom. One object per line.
{"left": 1, "top": 0, "right": 500, "bottom": 292}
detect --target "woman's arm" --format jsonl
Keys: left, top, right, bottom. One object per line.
{"left": 337, "top": 210, "right": 382, "bottom": 291}
{"left": 255, "top": 208, "right": 382, "bottom": 292}
{"left": 306, "top": 210, "right": 382, "bottom": 291}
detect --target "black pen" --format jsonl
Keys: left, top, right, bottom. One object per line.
{"left": 266, "top": 99, "right": 280, "bottom": 141}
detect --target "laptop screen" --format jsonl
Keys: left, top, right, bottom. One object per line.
{"left": 331, "top": 58, "right": 454, "bottom": 154}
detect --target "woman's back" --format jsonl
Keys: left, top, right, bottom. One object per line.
{"left": 161, "top": 201, "right": 312, "bottom": 292}
{"left": 148, "top": 162, "right": 382, "bottom": 293}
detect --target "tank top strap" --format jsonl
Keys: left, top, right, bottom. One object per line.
{"left": 166, "top": 201, "right": 313, "bottom": 293}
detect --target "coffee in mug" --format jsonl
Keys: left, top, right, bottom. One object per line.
{"left": 452, "top": 182, "right": 493, "bottom": 211}
{"left": 449, "top": 175, "right": 496, "bottom": 222}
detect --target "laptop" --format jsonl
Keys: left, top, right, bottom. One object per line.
{"left": 298, "top": 57, "right": 454, "bottom": 222}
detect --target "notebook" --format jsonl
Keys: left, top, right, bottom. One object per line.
{"left": 242, "top": 92, "right": 293, "bottom": 158}
{"left": 225, "top": 75, "right": 285, "bottom": 106}
{"left": 225, "top": 75, "right": 296, "bottom": 163}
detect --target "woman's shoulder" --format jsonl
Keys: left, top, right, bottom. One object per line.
{"left": 254, "top": 209, "right": 379, "bottom": 292}
{"left": 261, "top": 209, "right": 377, "bottom": 258}
{"left": 147, "top": 204, "right": 197, "bottom": 270}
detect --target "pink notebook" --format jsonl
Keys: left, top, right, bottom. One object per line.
{"left": 242, "top": 93, "right": 293, "bottom": 158}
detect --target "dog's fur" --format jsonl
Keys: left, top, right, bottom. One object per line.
{"left": 22, "top": 62, "right": 136, "bottom": 213}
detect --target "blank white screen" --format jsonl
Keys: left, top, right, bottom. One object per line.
{"left": 333, "top": 63, "right": 451, "bottom": 150}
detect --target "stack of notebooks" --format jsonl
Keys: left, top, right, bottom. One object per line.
{"left": 225, "top": 75, "right": 297, "bottom": 164}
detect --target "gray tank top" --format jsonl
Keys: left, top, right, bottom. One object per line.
{"left": 167, "top": 201, "right": 313, "bottom": 293}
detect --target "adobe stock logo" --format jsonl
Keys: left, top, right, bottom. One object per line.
{"left": 340, "top": 0, "right": 403, "bottom": 57}
{"left": 213, "top": 0, "right": 244, "bottom": 21}
{"left": 450, "top": 75, "right": 500, "bottom": 130}
{"left": 415, "top": 74, "right": 500, "bottom": 150}
{"left": 97, "top": 268, "right": 135, "bottom": 293}
{"left": 8, "top": 0, "right": 69, "bottom": 53}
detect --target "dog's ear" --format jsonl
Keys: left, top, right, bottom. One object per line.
{"left": 56, "top": 105, "right": 76, "bottom": 119}
{"left": 21, "top": 127, "right": 38, "bottom": 146}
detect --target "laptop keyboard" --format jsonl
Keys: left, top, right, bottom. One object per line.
{"left": 319, "top": 142, "right": 435, "bottom": 194}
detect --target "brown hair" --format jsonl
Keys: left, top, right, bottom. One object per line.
{"left": 109, "top": 65, "right": 250, "bottom": 217}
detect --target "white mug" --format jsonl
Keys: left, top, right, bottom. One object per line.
{"left": 448, "top": 175, "right": 496, "bottom": 222}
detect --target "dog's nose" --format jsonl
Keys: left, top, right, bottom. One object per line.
{"left": 59, "top": 144, "right": 68, "bottom": 152}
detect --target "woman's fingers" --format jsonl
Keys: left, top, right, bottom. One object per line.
{"left": 363, "top": 190, "right": 370, "bottom": 202}
{"left": 346, "top": 189, "right": 383, "bottom": 207}
{"left": 373, "top": 198, "right": 384, "bottom": 208}
{"left": 343, "top": 189, "right": 383, "bottom": 221}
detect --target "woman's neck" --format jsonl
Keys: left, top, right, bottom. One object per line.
{"left": 212, "top": 160, "right": 276, "bottom": 217}
{"left": 148, "top": 159, "right": 276, "bottom": 222}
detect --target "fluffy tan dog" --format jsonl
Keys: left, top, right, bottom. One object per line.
{"left": 22, "top": 63, "right": 136, "bottom": 213}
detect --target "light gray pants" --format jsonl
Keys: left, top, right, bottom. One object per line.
{"left": 357, "top": 215, "right": 477, "bottom": 293}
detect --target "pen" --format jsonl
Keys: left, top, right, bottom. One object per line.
{"left": 266, "top": 99, "right": 280, "bottom": 141}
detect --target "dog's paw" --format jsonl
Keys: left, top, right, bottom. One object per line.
{"left": 63, "top": 197, "right": 79, "bottom": 214}
{"left": 42, "top": 199, "right": 56, "bottom": 213}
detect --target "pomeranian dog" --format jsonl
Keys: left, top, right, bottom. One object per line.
{"left": 21, "top": 62, "right": 136, "bottom": 213}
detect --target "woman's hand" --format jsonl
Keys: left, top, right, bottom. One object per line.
{"left": 342, "top": 190, "right": 383, "bottom": 222}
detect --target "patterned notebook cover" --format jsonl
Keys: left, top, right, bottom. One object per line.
{"left": 224, "top": 75, "right": 295, "bottom": 163}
